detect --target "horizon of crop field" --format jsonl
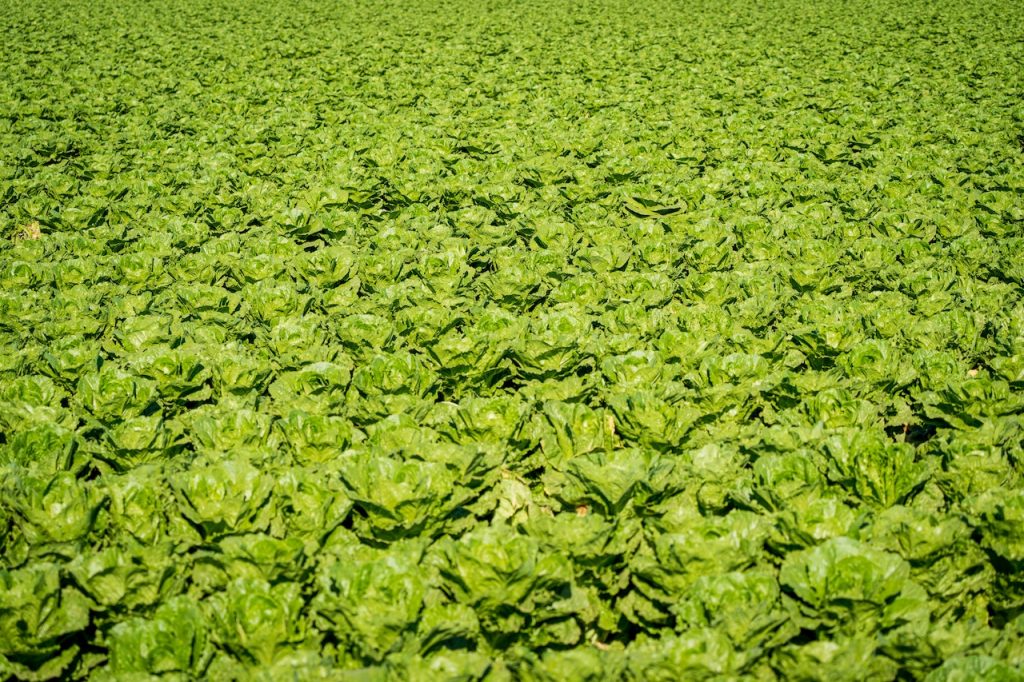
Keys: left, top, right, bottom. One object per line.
{"left": 1, "top": 0, "right": 1023, "bottom": 679}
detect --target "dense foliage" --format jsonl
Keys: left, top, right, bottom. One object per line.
{"left": 2, "top": 0, "right": 1024, "bottom": 678}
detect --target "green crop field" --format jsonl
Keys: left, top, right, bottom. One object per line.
{"left": 2, "top": 0, "right": 1024, "bottom": 678}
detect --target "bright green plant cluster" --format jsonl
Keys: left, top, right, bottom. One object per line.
{"left": 2, "top": 0, "right": 1024, "bottom": 679}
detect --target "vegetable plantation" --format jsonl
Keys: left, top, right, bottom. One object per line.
{"left": 2, "top": 0, "right": 1024, "bottom": 678}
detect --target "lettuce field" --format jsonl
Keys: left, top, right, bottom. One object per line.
{"left": 3, "top": 0, "right": 1024, "bottom": 678}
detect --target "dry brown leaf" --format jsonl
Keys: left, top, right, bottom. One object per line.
{"left": 15, "top": 221, "right": 42, "bottom": 241}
